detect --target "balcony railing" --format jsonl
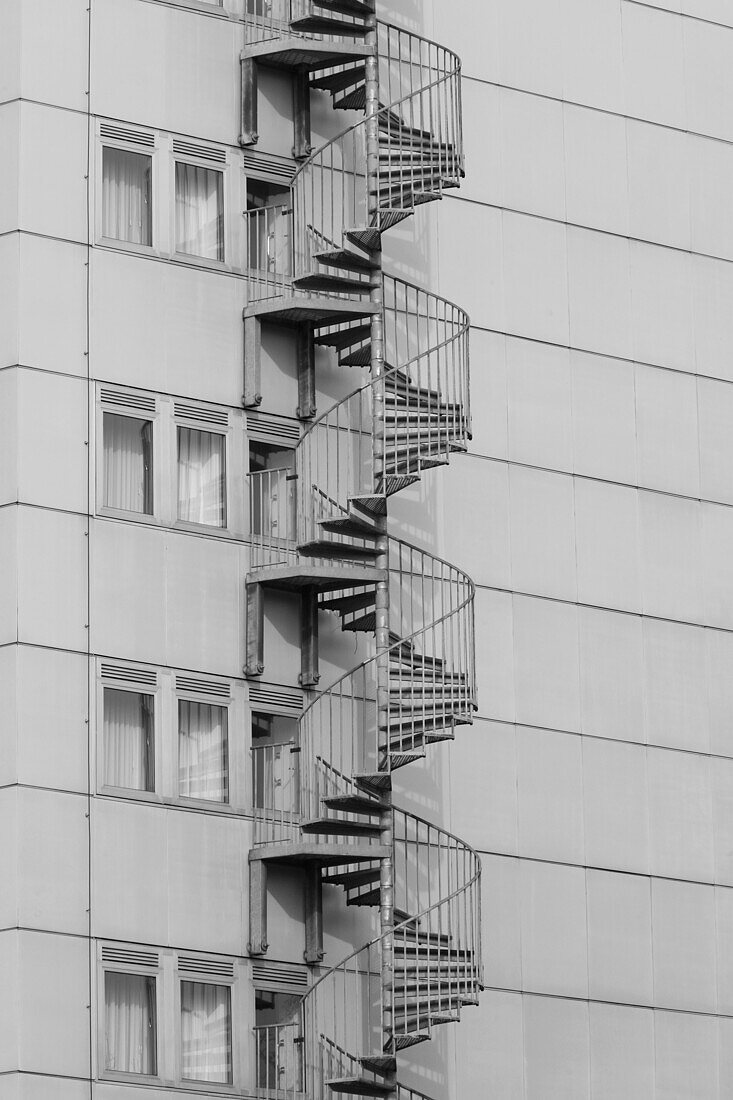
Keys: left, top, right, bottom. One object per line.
{"left": 249, "top": 467, "right": 298, "bottom": 570}
{"left": 252, "top": 740, "right": 300, "bottom": 846}
{"left": 245, "top": 204, "right": 292, "bottom": 303}
{"left": 254, "top": 1022, "right": 303, "bottom": 1096}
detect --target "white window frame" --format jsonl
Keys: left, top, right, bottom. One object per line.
{"left": 97, "top": 386, "right": 161, "bottom": 526}
{"left": 97, "top": 945, "right": 248, "bottom": 1090}
{"left": 96, "top": 661, "right": 248, "bottom": 812}
{"left": 175, "top": 967, "right": 238, "bottom": 1093}
{"left": 172, "top": 152, "right": 228, "bottom": 270}
{"left": 96, "top": 387, "right": 246, "bottom": 538}
{"left": 98, "top": 666, "right": 161, "bottom": 802}
{"left": 96, "top": 125, "right": 159, "bottom": 256}
{"left": 173, "top": 405, "right": 233, "bottom": 536}
{"left": 97, "top": 947, "right": 162, "bottom": 1086}
{"left": 175, "top": 686, "right": 233, "bottom": 809}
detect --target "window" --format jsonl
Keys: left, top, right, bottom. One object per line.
{"left": 178, "top": 699, "right": 229, "bottom": 803}
{"left": 104, "top": 687, "right": 155, "bottom": 792}
{"left": 102, "top": 146, "right": 152, "bottom": 246}
{"left": 104, "top": 971, "right": 157, "bottom": 1076}
{"left": 178, "top": 426, "right": 227, "bottom": 528}
{"left": 104, "top": 412, "right": 153, "bottom": 515}
{"left": 181, "top": 981, "right": 232, "bottom": 1084}
{"left": 175, "top": 161, "right": 224, "bottom": 261}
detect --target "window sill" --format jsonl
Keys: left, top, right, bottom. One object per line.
{"left": 98, "top": 788, "right": 255, "bottom": 819}
{"left": 139, "top": 0, "right": 230, "bottom": 17}
{"left": 98, "top": 505, "right": 159, "bottom": 525}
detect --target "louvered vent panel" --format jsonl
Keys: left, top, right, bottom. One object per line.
{"left": 252, "top": 963, "right": 308, "bottom": 990}
{"left": 247, "top": 413, "right": 300, "bottom": 445}
{"left": 102, "top": 946, "right": 159, "bottom": 968}
{"left": 249, "top": 683, "right": 303, "bottom": 715}
{"left": 179, "top": 956, "right": 235, "bottom": 980}
{"left": 173, "top": 139, "right": 227, "bottom": 165}
{"left": 101, "top": 387, "right": 156, "bottom": 414}
{"left": 100, "top": 123, "right": 155, "bottom": 148}
{"left": 174, "top": 402, "right": 229, "bottom": 428}
{"left": 101, "top": 663, "right": 157, "bottom": 688}
{"left": 243, "top": 151, "right": 295, "bottom": 184}
{"left": 176, "top": 675, "right": 231, "bottom": 699}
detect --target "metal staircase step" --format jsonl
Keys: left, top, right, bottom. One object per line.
{"left": 334, "top": 87, "right": 368, "bottom": 110}
{"left": 346, "top": 227, "right": 382, "bottom": 251}
{"left": 293, "top": 272, "right": 373, "bottom": 295}
{"left": 297, "top": 540, "right": 379, "bottom": 561}
{"left": 340, "top": 344, "right": 373, "bottom": 367}
{"left": 313, "top": 0, "right": 374, "bottom": 17}
{"left": 348, "top": 493, "right": 388, "bottom": 516}
{"left": 326, "top": 1078, "right": 393, "bottom": 1097}
{"left": 354, "top": 770, "right": 393, "bottom": 792}
{"left": 315, "top": 248, "right": 379, "bottom": 274}
{"left": 322, "top": 865, "right": 380, "bottom": 888}
{"left": 315, "top": 322, "right": 372, "bottom": 351}
{"left": 319, "top": 516, "right": 381, "bottom": 539}
{"left": 375, "top": 209, "right": 412, "bottom": 232}
{"left": 323, "top": 795, "right": 384, "bottom": 816}
{"left": 319, "top": 590, "right": 376, "bottom": 613}
{"left": 310, "top": 64, "right": 368, "bottom": 93}
{"left": 360, "top": 1056, "right": 396, "bottom": 1079}
{"left": 289, "top": 16, "right": 371, "bottom": 36}
{"left": 389, "top": 729, "right": 455, "bottom": 754}
{"left": 301, "top": 818, "right": 382, "bottom": 839}
{"left": 388, "top": 1032, "right": 431, "bottom": 1052}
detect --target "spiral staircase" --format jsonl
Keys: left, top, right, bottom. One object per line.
{"left": 244, "top": 4, "right": 482, "bottom": 1097}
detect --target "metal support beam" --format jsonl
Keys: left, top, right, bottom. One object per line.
{"left": 243, "top": 314, "right": 262, "bottom": 408}
{"left": 296, "top": 324, "right": 316, "bottom": 420}
{"left": 304, "top": 865, "right": 324, "bottom": 965}
{"left": 244, "top": 580, "right": 265, "bottom": 678}
{"left": 248, "top": 858, "right": 268, "bottom": 955}
{"left": 292, "top": 68, "right": 313, "bottom": 161}
{"left": 298, "top": 586, "right": 320, "bottom": 689}
{"left": 240, "top": 57, "right": 259, "bottom": 147}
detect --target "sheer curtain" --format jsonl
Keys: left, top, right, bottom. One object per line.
{"left": 102, "top": 147, "right": 152, "bottom": 246}
{"left": 104, "top": 688, "right": 154, "bottom": 791}
{"left": 104, "top": 413, "right": 153, "bottom": 514}
{"left": 178, "top": 700, "right": 229, "bottom": 802}
{"left": 181, "top": 981, "right": 232, "bottom": 1083}
{"left": 105, "top": 972, "right": 157, "bottom": 1075}
{"left": 177, "top": 427, "right": 226, "bottom": 527}
{"left": 175, "top": 162, "right": 224, "bottom": 261}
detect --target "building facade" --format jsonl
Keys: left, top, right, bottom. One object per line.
{"left": 2, "top": 0, "right": 733, "bottom": 1097}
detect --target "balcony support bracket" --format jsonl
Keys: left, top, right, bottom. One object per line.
{"left": 247, "top": 857, "right": 269, "bottom": 956}
{"left": 243, "top": 315, "right": 263, "bottom": 409}
{"left": 240, "top": 56, "right": 259, "bottom": 147}
{"left": 304, "top": 864, "right": 324, "bottom": 965}
{"left": 298, "top": 586, "right": 320, "bottom": 689}
{"left": 292, "top": 68, "right": 313, "bottom": 161}
{"left": 245, "top": 580, "right": 265, "bottom": 678}
{"left": 296, "top": 324, "right": 316, "bottom": 420}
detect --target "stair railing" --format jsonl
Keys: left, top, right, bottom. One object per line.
{"left": 294, "top": 279, "right": 470, "bottom": 557}
{"left": 244, "top": 203, "right": 293, "bottom": 305}
{"left": 292, "top": 833, "right": 481, "bottom": 1100}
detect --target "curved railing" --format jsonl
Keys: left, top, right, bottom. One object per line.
{"left": 291, "top": 26, "right": 463, "bottom": 291}
{"left": 295, "top": 827, "right": 482, "bottom": 1099}
{"left": 245, "top": 14, "right": 479, "bottom": 1096}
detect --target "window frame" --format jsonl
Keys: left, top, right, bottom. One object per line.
{"left": 177, "top": 974, "right": 235, "bottom": 1090}
{"left": 96, "top": 386, "right": 162, "bottom": 527}
{"left": 97, "top": 129, "right": 158, "bottom": 256}
{"left": 96, "top": 662, "right": 248, "bottom": 812}
{"left": 176, "top": 691, "right": 232, "bottom": 808}
{"left": 97, "top": 666, "right": 161, "bottom": 803}
{"left": 98, "top": 951, "right": 162, "bottom": 1086}
{"left": 172, "top": 154, "right": 227, "bottom": 269}
{"left": 173, "top": 405, "right": 234, "bottom": 537}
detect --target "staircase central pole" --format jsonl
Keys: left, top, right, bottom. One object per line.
{"left": 365, "top": 11, "right": 397, "bottom": 1087}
